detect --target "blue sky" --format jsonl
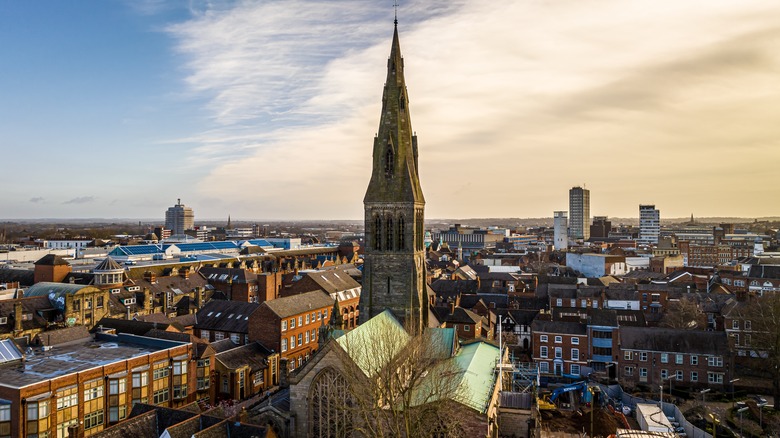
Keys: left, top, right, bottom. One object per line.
{"left": 2, "top": 1, "right": 780, "bottom": 221}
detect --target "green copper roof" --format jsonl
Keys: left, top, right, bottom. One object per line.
{"left": 25, "top": 282, "right": 98, "bottom": 297}
{"left": 451, "top": 342, "right": 500, "bottom": 412}
{"left": 336, "top": 309, "right": 410, "bottom": 377}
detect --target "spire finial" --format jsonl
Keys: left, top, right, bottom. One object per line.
{"left": 393, "top": 0, "right": 398, "bottom": 26}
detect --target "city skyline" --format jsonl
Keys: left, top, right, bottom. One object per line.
{"left": 3, "top": 1, "right": 780, "bottom": 220}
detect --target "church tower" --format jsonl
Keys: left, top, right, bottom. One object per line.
{"left": 359, "top": 21, "right": 426, "bottom": 332}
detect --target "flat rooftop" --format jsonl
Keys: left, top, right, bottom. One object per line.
{"left": 0, "top": 333, "right": 187, "bottom": 389}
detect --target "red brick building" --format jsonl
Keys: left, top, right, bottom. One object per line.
{"left": 249, "top": 290, "right": 335, "bottom": 372}
{"left": 617, "top": 327, "right": 731, "bottom": 389}
{"left": 531, "top": 319, "right": 588, "bottom": 377}
{"left": 0, "top": 331, "right": 193, "bottom": 438}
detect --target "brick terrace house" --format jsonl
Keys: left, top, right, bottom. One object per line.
{"left": 0, "top": 331, "right": 193, "bottom": 438}
{"left": 194, "top": 300, "right": 260, "bottom": 345}
{"left": 618, "top": 326, "right": 731, "bottom": 389}
{"left": 199, "top": 267, "right": 262, "bottom": 303}
{"left": 285, "top": 268, "right": 361, "bottom": 330}
{"left": 531, "top": 318, "right": 588, "bottom": 377}
{"left": 248, "top": 290, "right": 335, "bottom": 372}
{"left": 214, "top": 341, "right": 279, "bottom": 402}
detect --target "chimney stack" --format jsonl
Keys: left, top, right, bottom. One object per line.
{"left": 448, "top": 302, "right": 455, "bottom": 315}
{"left": 143, "top": 288, "right": 152, "bottom": 312}
{"left": 14, "top": 302, "right": 23, "bottom": 332}
{"left": 144, "top": 271, "right": 156, "bottom": 283}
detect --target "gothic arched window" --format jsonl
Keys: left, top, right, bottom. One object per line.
{"left": 309, "top": 367, "right": 353, "bottom": 438}
{"left": 384, "top": 147, "right": 394, "bottom": 178}
{"left": 374, "top": 215, "right": 382, "bottom": 251}
{"left": 386, "top": 215, "right": 394, "bottom": 251}
{"left": 397, "top": 215, "right": 405, "bottom": 250}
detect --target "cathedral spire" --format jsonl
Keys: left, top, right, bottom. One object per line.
{"left": 360, "top": 22, "right": 427, "bottom": 332}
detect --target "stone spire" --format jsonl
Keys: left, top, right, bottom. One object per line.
{"left": 360, "top": 22, "right": 427, "bottom": 332}
{"left": 363, "top": 23, "right": 424, "bottom": 206}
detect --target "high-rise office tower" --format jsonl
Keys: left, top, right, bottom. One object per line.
{"left": 164, "top": 199, "right": 195, "bottom": 236}
{"left": 639, "top": 204, "right": 660, "bottom": 245}
{"left": 553, "top": 211, "right": 568, "bottom": 250}
{"left": 568, "top": 187, "right": 590, "bottom": 241}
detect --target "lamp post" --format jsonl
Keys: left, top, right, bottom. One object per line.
{"left": 729, "top": 378, "right": 740, "bottom": 408}
{"left": 700, "top": 388, "right": 711, "bottom": 406}
{"left": 758, "top": 402, "right": 770, "bottom": 429}
{"left": 737, "top": 406, "right": 748, "bottom": 437}
{"left": 659, "top": 384, "right": 664, "bottom": 414}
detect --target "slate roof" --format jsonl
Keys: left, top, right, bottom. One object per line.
{"left": 210, "top": 339, "right": 238, "bottom": 353}
{"left": 619, "top": 326, "right": 729, "bottom": 355}
{"left": 216, "top": 341, "right": 272, "bottom": 372}
{"left": 747, "top": 265, "right": 780, "bottom": 280}
{"left": 430, "top": 279, "right": 480, "bottom": 295}
{"left": 195, "top": 300, "right": 260, "bottom": 333}
{"left": 300, "top": 269, "right": 360, "bottom": 294}
{"left": 605, "top": 288, "right": 638, "bottom": 301}
{"left": 25, "top": 282, "right": 100, "bottom": 298}
{"left": 199, "top": 267, "right": 258, "bottom": 284}
{"left": 432, "top": 306, "right": 483, "bottom": 325}
{"left": 0, "top": 296, "right": 55, "bottom": 335}
{"left": 531, "top": 319, "right": 587, "bottom": 335}
{"left": 36, "top": 325, "right": 90, "bottom": 346}
{"left": 508, "top": 309, "right": 539, "bottom": 326}
{"left": 0, "top": 268, "right": 35, "bottom": 286}
{"left": 95, "top": 317, "right": 182, "bottom": 336}
{"left": 34, "top": 254, "right": 70, "bottom": 266}
{"left": 261, "top": 290, "right": 334, "bottom": 318}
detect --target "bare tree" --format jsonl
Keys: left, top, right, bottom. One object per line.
{"left": 315, "top": 315, "right": 473, "bottom": 437}
{"left": 660, "top": 296, "right": 705, "bottom": 329}
{"left": 738, "top": 294, "right": 780, "bottom": 411}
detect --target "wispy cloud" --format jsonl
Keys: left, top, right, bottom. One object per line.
{"left": 167, "top": 0, "right": 780, "bottom": 219}
{"left": 29, "top": 197, "right": 45, "bottom": 203}
{"left": 63, "top": 196, "right": 96, "bottom": 205}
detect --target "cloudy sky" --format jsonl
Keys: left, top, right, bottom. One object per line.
{"left": 2, "top": 0, "right": 779, "bottom": 221}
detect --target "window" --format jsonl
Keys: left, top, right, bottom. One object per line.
{"left": 0, "top": 403, "right": 10, "bottom": 438}
{"left": 691, "top": 355, "right": 698, "bottom": 366}
{"left": 253, "top": 372, "right": 264, "bottom": 386}
{"left": 311, "top": 329, "right": 316, "bottom": 342}
{"left": 298, "top": 316, "right": 303, "bottom": 326}
{"left": 297, "top": 333, "right": 303, "bottom": 346}
{"left": 540, "top": 335, "right": 548, "bottom": 343}
{"left": 84, "top": 384, "right": 104, "bottom": 401}
{"left": 153, "top": 388, "right": 170, "bottom": 404}
{"left": 661, "top": 353, "right": 668, "bottom": 363}
{"left": 676, "top": 370, "right": 683, "bottom": 381}
{"left": 572, "top": 337, "right": 579, "bottom": 345}
{"left": 84, "top": 410, "right": 104, "bottom": 430}
{"left": 624, "top": 366, "right": 633, "bottom": 376}
{"left": 282, "top": 338, "right": 288, "bottom": 352}
{"left": 745, "top": 320, "right": 752, "bottom": 330}
{"left": 290, "top": 335, "right": 295, "bottom": 350}
{"left": 306, "top": 314, "right": 310, "bottom": 324}
{"left": 708, "top": 356, "right": 723, "bottom": 367}
{"left": 56, "top": 392, "right": 78, "bottom": 410}
{"left": 109, "top": 406, "right": 127, "bottom": 423}
{"left": 323, "top": 309, "right": 328, "bottom": 319}
{"left": 230, "top": 333, "right": 241, "bottom": 344}
{"left": 554, "top": 336, "right": 562, "bottom": 343}
{"left": 708, "top": 372, "right": 724, "bottom": 384}
{"left": 290, "top": 318, "right": 296, "bottom": 329}
{"left": 581, "top": 299, "right": 587, "bottom": 308}
{"left": 317, "top": 311, "right": 322, "bottom": 320}
{"left": 691, "top": 371, "right": 698, "bottom": 382}
{"left": 200, "top": 329, "right": 210, "bottom": 340}
{"left": 305, "top": 331, "right": 310, "bottom": 344}
{"left": 639, "top": 352, "right": 647, "bottom": 362}
{"left": 570, "top": 299, "right": 576, "bottom": 307}
{"left": 734, "top": 334, "right": 740, "bottom": 346}
{"left": 153, "top": 365, "right": 170, "bottom": 380}
{"left": 282, "top": 320, "right": 287, "bottom": 331}
{"left": 624, "top": 351, "right": 632, "bottom": 361}
{"left": 0, "top": 318, "right": 5, "bottom": 325}
{"left": 464, "top": 325, "right": 470, "bottom": 332}
{"left": 555, "top": 347, "right": 562, "bottom": 359}
{"left": 540, "top": 346, "right": 548, "bottom": 358}
{"left": 676, "top": 354, "right": 683, "bottom": 365}
{"left": 640, "top": 368, "right": 648, "bottom": 377}
{"left": 556, "top": 299, "right": 562, "bottom": 307}
{"left": 660, "top": 369, "right": 668, "bottom": 379}
{"left": 732, "top": 320, "right": 739, "bottom": 329}
{"left": 571, "top": 349, "right": 579, "bottom": 361}
{"left": 539, "top": 362, "right": 549, "bottom": 373}
{"left": 570, "top": 364, "right": 581, "bottom": 375}
{"left": 214, "top": 331, "right": 224, "bottom": 341}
